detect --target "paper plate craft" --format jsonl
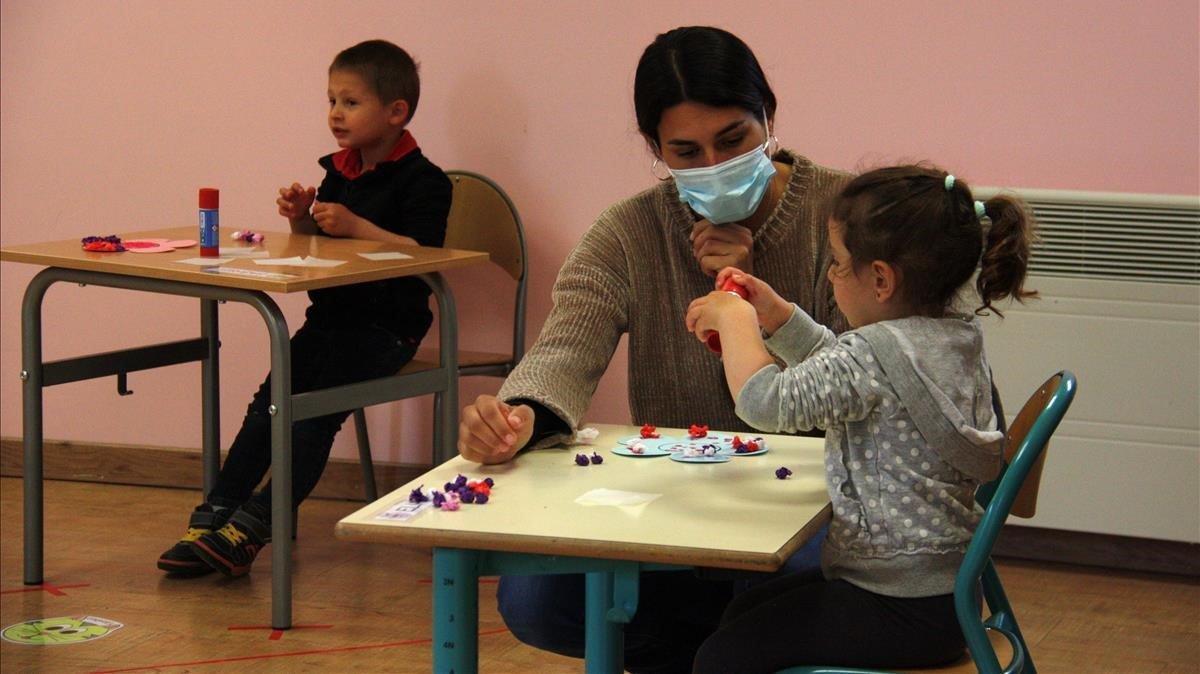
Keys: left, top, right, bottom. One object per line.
{"left": 729, "top": 435, "right": 769, "bottom": 456}
{"left": 670, "top": 448, "right": 731, "bottom": 464}
{"left": 126, "top": 243, "right": 176, "bottom": 253}
{"left": 611, "top": 439, "right": 671, "bottom": 457}
{"left": 164, "top": 239, "right": 197, "bottom": 248}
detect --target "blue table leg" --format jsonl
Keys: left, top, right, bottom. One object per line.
{"left": 585, "top": 571, "right": 624, "bottom": 674}
{"left": 434, "top": 548, "right": 479, "bottom": 673}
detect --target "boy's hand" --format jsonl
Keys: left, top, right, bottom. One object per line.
{"left": 311, "top": 201, "right": 364, "bottom": 238}
{"left": 714, "top": 267, "right": 793, "bottom": 334}
{"left": 691, "top": 220, "right": 754, "bottom": 277}
{"left": 459, "top": 395, "right": 535, "bottom": 465}
{"left": 685, "top": 290, "right": 758, "bottom": 345}
{"left": 277, "top": 183, "right": 316, "bottom": 219}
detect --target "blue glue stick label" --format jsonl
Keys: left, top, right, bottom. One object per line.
{"left": 199, "top": 209, "right": 219, "bottom": 249}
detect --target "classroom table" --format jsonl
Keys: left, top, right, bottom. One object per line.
{"left": 336, "top": 423, "right": 831, "bottom": 673}
{"left": 1, "top": 226, "right": 488, "bottom": 629}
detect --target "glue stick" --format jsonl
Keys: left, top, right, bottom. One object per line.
{"left": 705, "top": 277, "right": 750, "bottom": 354}
{"left": 199, "top": 188, "right": 220, "bottom": 257}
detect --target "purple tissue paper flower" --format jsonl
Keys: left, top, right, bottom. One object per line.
{"left": 408, "top": 485, "right": 428, "bottom": 503}
{"left": 590, "top": 452, "right": 604, "bottom": 465}
{"left": 461, "top": 490, "right": 477, "bottom": 504}
{"left": 431, "top": 491, "right": 446, "bottom": 507}
{"left": 454, "top": 474, "right": 469, "bottom": 488}
{"left": 475, "top": 493, "right": 489, "bottom": 504}
{"left": 775, "top": 466, "right": 793, "bottom": 480}
{"left": 575, "top": 453, "right": 590, "bottom": 466}
{"left": 483, "top": 477, "right": 495, "bottom": 487}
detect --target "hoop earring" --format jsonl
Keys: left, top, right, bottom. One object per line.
{"left": 651, "top": 158, "right": 671, "bottom": 181}
{"left": 767, "top": 134, "right": 780, "bottom": 157}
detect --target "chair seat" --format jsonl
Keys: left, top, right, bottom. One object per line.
{"left": 409, "top": 347, "right": 512, "bottom": 370}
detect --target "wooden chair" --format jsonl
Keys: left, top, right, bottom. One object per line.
{"left": 350, "top": 170, "right": 527, "bottom": 499}
{"left": 778, "top": 371, "right": 1078, "bottom": 674}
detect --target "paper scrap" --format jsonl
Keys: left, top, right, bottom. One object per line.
{"left": 374, "top": 501, "right": 432, "bottom": 522}
{"left": 358, "top": 251, "right": 414, "bottom": 261}
{"left": 253, "top": 256, "right": 346, "bottom": 268}
{"left": 574, "top": 488, "right": 661, "bottom": 507}
{"left": 201, "top": 266, "right": 298, "bottom": 280}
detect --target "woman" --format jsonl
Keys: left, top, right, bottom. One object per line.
{"left": 458, "top": 26, "right": 848, "bottom": 673}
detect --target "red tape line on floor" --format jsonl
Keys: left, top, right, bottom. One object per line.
{"left": 89, "top": 627, "right": 510, "bottom": 673}
{"left": 0, "top": 582, "right": 90, "bottom": 596}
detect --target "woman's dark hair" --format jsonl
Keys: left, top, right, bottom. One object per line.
{"left": 830, "top": 165, "right": 1038, "bottom": 317}
{"left": 330, "top": 40, "right": 420, "bottom": 123}
{"left": 634, "top": 26, "right": 777, "bottom": 148}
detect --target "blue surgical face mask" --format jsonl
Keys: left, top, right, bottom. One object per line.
{"left": 667, "top": 126, "right": 776, "bottom": 224}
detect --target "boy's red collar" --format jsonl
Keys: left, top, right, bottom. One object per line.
{"left": 331, "top": 131, "right": 418, "bottom": 179}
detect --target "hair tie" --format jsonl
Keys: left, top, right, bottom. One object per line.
{"left": 944, "top": 174, "right": 955, "bottom": 191}
{"left": 974, "top": 200, "right": 987, "bottom": 219}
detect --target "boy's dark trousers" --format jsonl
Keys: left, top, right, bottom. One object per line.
{"left": 207, "top": 320, "right": 418, "bottom": 517}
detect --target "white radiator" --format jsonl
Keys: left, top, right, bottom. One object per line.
{"left": 974, "top": 187, "right": 1199, "bottom": 543}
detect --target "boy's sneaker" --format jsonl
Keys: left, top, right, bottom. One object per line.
{"left": 157, "top": 504, "right": 231, "bottom": 576}
{"left": 190, "top": 505, "right": 271, "bottom": 578}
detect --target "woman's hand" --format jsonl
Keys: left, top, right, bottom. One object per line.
{"left": 277, "top": 183, "right": 316, "bottom": 219}
{"left": 685, "top": 290, "right": 758, "bottom": 344}
{"left": 714, "top": 267, "right": 793, "bottom": 334}
{"left": 458, "top": 395, "right": 535, "bottom": 465}
{"left": 691, "top": 220, "right": 753, "bottom": 277}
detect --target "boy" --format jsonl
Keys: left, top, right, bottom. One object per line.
{"left": 157, "top": 39, "right": 452, "bottom": 577}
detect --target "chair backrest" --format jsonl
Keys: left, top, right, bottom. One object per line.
{"left": 444, "top": 170, "right": 529, "bottom": 365}
{"left": 954, "top": 371, "right": 1077, "bottom": 674}
{"left": 977, "top": 373, "right": 1065, "bottom": 518}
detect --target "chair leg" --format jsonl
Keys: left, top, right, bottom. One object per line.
{"left": 432, "top": 393, "right": 444, "bottom": 465}
{"left": 353, "top": 408, "right": 378, "bottom": 502}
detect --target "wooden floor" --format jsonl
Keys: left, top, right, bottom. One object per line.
{"left": 1, "top": 479, "right": 1197, "bottom": 673}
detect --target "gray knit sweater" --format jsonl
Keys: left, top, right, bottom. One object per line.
{"left": 738, "top": 306, "right": 1004, "bottom": 597}
{"left": 499, "top": 151, "right": 849, "bottom": 447}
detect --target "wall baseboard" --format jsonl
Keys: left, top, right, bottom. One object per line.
{"left": 3, "top": 437, "right": 1196, "bottom": 577}
{"left": 0, "top": 437, "right": 427, "bottom": 503}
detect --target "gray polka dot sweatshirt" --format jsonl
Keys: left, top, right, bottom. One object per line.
{"left": 737, "top": 306, "right": 1004, "bottom": 598}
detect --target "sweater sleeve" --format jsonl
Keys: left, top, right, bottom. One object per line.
{"left": 498, "top": 210, "right": 630, "bottom": 446}
{"left": 391, "top": 166, "right": 452, "bottom": 247}
{"left": 764, "top": 304, "right": 837, "bottom": 365}
{"left": 736, "top": 331, "right": 880, "bottom": 433}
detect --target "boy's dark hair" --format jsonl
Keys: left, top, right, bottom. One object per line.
{"left": 634, "top": 26, "right": 776, "bottom": 148}
{"left": 330, "top": 40, "right": 419, "bottom": 123}
{"left": 831, "top": 165, "right": 1039, "bottom": 317}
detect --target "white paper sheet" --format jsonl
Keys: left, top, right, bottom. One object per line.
{"left": 253, "top": 256, "right": 346, "bottom": 268}
{"left": 358, "top": 251, "right": 414, "bottom": 261}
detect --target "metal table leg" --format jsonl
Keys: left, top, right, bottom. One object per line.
{"left": 433, "top": 548, "right": 480, "bottom": 673}
{"left": 200, "top": 298, "right": 220, "bottom": 495}
{"left": 20, "top": 273, "right": 50, "bottom": 585}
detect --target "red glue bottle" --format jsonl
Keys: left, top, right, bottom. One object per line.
{"left": 706, "top": 277, "right": 750, "bottom": 353}
{"left": 199, "top": 188, "right": 220, "bottom": 257}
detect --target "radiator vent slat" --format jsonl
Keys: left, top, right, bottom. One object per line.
{"left": 975, "top": 188, "right": 1199, "bottom": 285}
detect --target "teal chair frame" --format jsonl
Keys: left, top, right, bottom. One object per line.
{"left": 778, "top": 371, "right": 1077, "bottom": 674}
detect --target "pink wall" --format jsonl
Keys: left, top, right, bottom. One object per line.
{"left": 2, "top": 1, "right": 1197, "bottom": 466}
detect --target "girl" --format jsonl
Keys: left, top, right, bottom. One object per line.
{"left": 684, "top": 165, "right": 1037, "bottom": 672}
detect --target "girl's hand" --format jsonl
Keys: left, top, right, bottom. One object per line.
{"left": 311, "top": 201, "right": 364, "bottom": 238}
{"left": 685, "top": 290, "right": 758, "bottom": 344}
{"left": 459, "top": 395, "right": 534, "bottom": 465}
{"left": 277, "top": 183, "right": 316, "bottom": 219}
{"left": 714, "top": 267, "right": 793, "bottom": 334}
{"left": 691, "top": 220, "right": 753, "bottom": 277}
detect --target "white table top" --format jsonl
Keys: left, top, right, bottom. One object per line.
{"left": 337, "top": 423, "right": 830, "bottom": 571}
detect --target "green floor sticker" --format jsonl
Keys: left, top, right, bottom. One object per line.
{"left": 2, "top": 616, "right": 123, "bottom": 645}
